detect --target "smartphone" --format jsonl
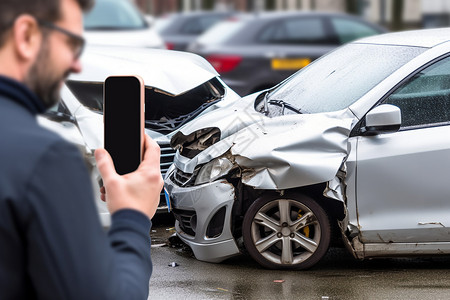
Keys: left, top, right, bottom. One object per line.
{"left": 104, "top": 75, "right": 144, "bottom": 175}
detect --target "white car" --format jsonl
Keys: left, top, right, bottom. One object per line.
{"left": 165, "top": 28, "right": 450, "bottom": 269}
{"left": 38, "top": 45, "right": 240, "bottom": 227}
{"left": 83, "top": 0, "right": 165, "bottom": 49}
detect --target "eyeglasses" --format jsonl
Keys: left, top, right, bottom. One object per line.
{"left": 37, "top": 19, "right": 85, "bottom": 59}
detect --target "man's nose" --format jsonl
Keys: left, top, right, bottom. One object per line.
{"left": 71, "top": 57, "right": 82, "bottom": 73}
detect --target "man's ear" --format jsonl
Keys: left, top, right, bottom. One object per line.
{"left": 12, "top": 15, "right": 42, "bottom": 62}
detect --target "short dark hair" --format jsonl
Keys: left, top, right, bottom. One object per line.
{"left": 0, "top": 0, "right": 93, "bottom": 46}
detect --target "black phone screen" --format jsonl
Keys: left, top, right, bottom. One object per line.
{"left": 104, "top": 76, "right": 142, "bottom": 175}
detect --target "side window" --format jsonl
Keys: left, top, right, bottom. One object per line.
{"left": 258, "top": 18, "right": 328, "bottom": 45}
{"left": 197, "top": 15, "right": 225, "bottom": 33}
{"left": 180, "top": 16, "right": 224, "bottom": 35}
{"left": 331, "top": 18, "right": 380, "bottom": 44}
{"left": 384, "top": 56, "right": 450, "bottom": 128}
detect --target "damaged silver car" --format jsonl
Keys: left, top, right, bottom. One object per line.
{"left": 164, "top": 28, "right": 450, "bottom": 269}
{"left": 38, "top": 45, "right": 240, "bottom": 227}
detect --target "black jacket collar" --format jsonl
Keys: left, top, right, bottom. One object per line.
{"left": 0, "top": 75, "right": 46, "bottom": 115}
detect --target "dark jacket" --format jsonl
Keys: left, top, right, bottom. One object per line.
{"left": 0, "top": 75, "right": 152, "bottom": 300}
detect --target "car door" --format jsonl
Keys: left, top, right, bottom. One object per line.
{"left": 355, "top": 55, "right": 450, "bottom": 243}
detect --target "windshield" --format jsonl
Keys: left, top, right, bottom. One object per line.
{"left": 84, "top": 0, "right": 147, "bottom": 30}
{"left": 261, "top": 43, "right": 426, "bottom": 115}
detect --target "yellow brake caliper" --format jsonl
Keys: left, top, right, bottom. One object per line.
{"left": 297, "top": 210, "right": 310, "bottom": 237}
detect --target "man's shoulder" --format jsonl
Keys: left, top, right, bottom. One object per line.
{"left": 0, "top": 99, "right": 82, "bottom": 192}
{"left": 0, "top": 104, "right": 71, "bottom": 155}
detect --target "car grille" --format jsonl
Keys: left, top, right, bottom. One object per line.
{"left": 173, "top": 208, "right": 196, "bottom": 236}
{"left": 159, "top": 142, "right": 176, "bottom": 177}
{"left": 170, "top": 165, "right": 201, "bottom": 187}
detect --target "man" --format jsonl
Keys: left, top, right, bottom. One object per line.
{"left": 0, "top": 0, "right": 163, "bottom": 299}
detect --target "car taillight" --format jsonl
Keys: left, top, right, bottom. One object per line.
{"left": 166, "top": 42, "right": 175, "bottom": 50}
{"left": 206, "top": 55, "right": 242, "bottom": 73}
{"left": 226, "top": 16, "right": 240, "bottom": 22}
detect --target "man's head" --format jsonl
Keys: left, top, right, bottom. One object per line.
{"left": 0, "top": 0, "right": 93, "bottom": 108}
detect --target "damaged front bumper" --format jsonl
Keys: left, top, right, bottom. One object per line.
{"left": 164, "top": 174, "right": 240, "bottom": 263}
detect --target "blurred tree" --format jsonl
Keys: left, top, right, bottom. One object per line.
{"left": 391, "top": 0, "right": 404, "bottom": 31}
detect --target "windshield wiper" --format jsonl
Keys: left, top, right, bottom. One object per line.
{"left": 268, "top": 99, "right": 302, "bottom": 114}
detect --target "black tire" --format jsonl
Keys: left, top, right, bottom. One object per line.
{"left": 242, "top": 193, "right": 331, "bottom": 270}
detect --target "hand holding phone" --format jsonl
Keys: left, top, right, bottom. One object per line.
{"left": 99, "top": 75, "right": 163, "bottom": 218}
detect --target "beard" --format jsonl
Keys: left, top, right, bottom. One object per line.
{"left": 24, "top": 36, "right": 70, "bottom": 109}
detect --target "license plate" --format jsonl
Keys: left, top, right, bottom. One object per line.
{"left": 164, "top": 187, "right": 171, "bottom": 212}
{"left": 271, "top": 58, "right": 311, "bottom": 70}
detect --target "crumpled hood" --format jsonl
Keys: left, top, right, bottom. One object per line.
{"left": 71, "top": 45, "right": 218, "bottom": 96}
{"left": 172, "top": 93, "right": 355, "bottom": 190}
{"left": 63, "top": 46, "right": 222, "bottom": 151}
{"left": 171, "top": 93, "right": 265, "bottom": 145}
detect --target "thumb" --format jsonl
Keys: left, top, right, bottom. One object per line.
{"left": 94, "top": 148, "right": 117, "bottom": 182}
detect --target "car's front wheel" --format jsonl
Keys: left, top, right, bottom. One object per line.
{"left": 242, "top": 193, "right": 331, "bottom": 270}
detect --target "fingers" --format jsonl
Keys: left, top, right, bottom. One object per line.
{"left": 94, "top": 148, "right": 118, "bottom": 183}
{"left": 138, "top": 135, "right": 161, "bottom": 172}
{"left": 100, "top": 186, "right": 106, "bottom": 202}
{"left": 144, "top": 134, "right": 160, "bottom": 159}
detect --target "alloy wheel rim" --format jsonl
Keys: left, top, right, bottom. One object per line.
{"left": 250, "top": 199, "right": 321, "bottom": 265}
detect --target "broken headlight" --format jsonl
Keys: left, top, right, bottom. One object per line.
{"left": 195, "top": 157, "right": 234, "bottom": 185}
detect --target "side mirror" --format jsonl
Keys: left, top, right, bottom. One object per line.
{"left": 361, "top": 104, "right": 401, "bottom": 136}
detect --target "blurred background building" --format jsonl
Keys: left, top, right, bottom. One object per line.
{"left": 135, "top": 0, "right": 450, "bottom": 30}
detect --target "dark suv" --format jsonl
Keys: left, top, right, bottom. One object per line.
{"left": 155, "top": 11, "right": 235, "bottom": 51}
{"left": 188, "top": 11, "right": 386, "bottom": 96}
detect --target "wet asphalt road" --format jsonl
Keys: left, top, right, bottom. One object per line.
{"left": 147, "top": 216, "right": 450, "bottom": 300}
